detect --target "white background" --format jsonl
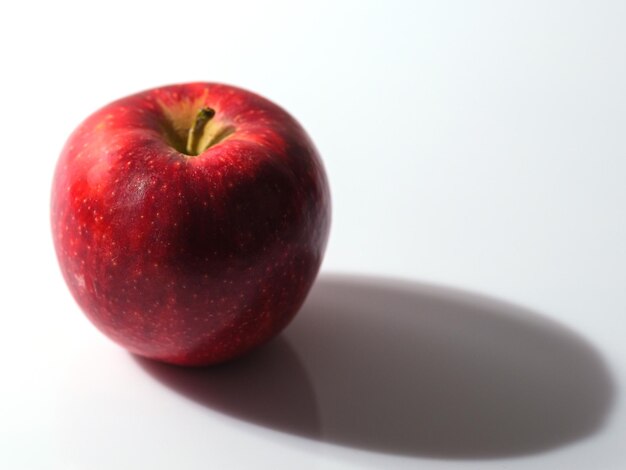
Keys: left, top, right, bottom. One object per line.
{"left": 1, "top": 1, "right": 625, "bottom": 469}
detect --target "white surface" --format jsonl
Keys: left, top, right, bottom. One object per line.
{"left": 1, "top": 1, "right": 625, "bottom": 469}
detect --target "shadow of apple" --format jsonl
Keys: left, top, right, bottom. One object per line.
{"left": 135, "top": 273, "right": 615, "bottom": 459}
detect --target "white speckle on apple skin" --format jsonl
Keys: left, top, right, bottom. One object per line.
{"left": 74, "top": 273, "right": 86, "bottom": 289}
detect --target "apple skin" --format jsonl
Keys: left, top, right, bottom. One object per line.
{"left": 51, "top": 82, "right": 331, "bottom": 366}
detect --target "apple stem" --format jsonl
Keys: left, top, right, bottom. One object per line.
{"left": 186, "top": 107, "right": 216, "bottom": 155}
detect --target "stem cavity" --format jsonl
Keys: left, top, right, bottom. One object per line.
{"left": 185, "top": 107, "right": 235, "bottom": 156}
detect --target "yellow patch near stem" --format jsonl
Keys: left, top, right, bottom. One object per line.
{"left": 157, "top": 95, "right": 235, "bottom": 156}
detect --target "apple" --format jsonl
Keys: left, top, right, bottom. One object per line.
{"left": 51, "top": 82, "right": 331, "bottom": 366}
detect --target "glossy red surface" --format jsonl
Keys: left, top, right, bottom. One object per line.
{"left": 51, "top": 83, "right": 330, "bottom": 365}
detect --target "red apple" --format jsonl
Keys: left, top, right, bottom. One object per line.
{"left": 51, "top": 82, "right": 331, "bottom": 366}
